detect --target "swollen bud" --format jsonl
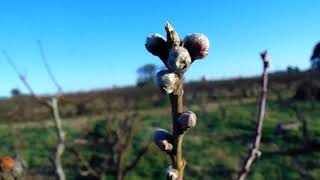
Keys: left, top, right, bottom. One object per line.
{"left": 166, "top": 166, "right": 179, "bottom": 180}
{"left": 165, "top": 22, "right": 181, "bottom": 48}
{"left": 153, "top": 128, "right": 173, "bottom": 153}
{"left": 178, "top": 111, "right": 197, "bottom": 130}
{"left": 157, "top": 70, "right": 179, "bottom": 94}
{"left": 167, "top": 46, "right": 192, "bottom": 73}
{"left": 183, "top": 33, "right": 209, "bottom": 60}
{"left": 145, "top": 34, "right": 169, "bottom": 61}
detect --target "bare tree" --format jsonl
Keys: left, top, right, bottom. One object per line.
{"left": 3, "top": 46, "right": 66, "bottom": 180}
{"left": 237, "top": 51, "right": 270, "bottom": 180}
{"left": 137, "top": 63, "right": 157, "bottom": 87}
{"left": 37, "top": 40, "right": 65, "bottom": 180}
{"left": 70, "top": 112, "right": 150, "bottom": 180}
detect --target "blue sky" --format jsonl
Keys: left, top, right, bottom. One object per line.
{"left": 0, "top": 0, "right": 319, "bottom": 96}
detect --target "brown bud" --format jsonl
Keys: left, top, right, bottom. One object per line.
{"left": 145, "top": 34, "right": 169, "bottom": 61}
{"left": 153, "top": 128, "right": 173, "bottom": 152}
{"left": 183, "top": 33, "right": 209, "bottom": 60}
{"left": 167, "top": 46, "right": 191, "bottom": 73}
{"left": 178, "top": 111, "right": 197, "bottom": 130}
{"left": 156, "top": 70, "right": 179, "bottom": 94}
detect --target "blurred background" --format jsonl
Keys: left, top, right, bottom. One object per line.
{"left": 0, "top": 0, "right": 320, "bottom": 179}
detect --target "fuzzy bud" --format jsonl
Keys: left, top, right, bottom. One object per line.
{"left": 153, "top": 128, "right": 173, "bottom": 152}
{"left": 167, "top": 46, "right": 192, "bottom": 73}
{"left": 145, "top": 34, "right": 169, "bottom": 61}
{"left": 157, "top": 70, "right": 179, "bottom": 94}
{"left": 178, "top": 111, "right": 197, "bottom": 130}
{"left": 166, "top": 166, "right": 179, "bottom": 180}
{"left": 183, "top": 33, "right": 209, "bottom": 60}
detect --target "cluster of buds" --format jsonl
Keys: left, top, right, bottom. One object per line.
{"left": 146, "top": 22, "right": 209, "bottom": 94}
{"left": 146, "top": 22, "right": 208, "bottom": 179}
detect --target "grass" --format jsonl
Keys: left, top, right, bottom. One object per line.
{"left": 0, "top": 97, "right": 319, "bottom": 179}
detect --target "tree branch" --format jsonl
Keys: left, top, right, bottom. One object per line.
{"left": 2, "top": 50, "right": 50, "bottom": 108}
{"left": 37, "top": 40, "right": 63, "bottom": 94}
{"left": 237, "top": 50, "right": 270, "bottom": 180}
{"left": 69, "top": 145, "right": 99, "bottom": 177}
{"left": 124, "top": 143, "right": 151, "bottom": 174}
{"left": 50, "top": 97, "right": 66, "bottom": 180}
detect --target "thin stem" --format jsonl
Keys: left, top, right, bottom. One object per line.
{"left": 238, "top": 51, "right": 269, "bottom": 180}
{"left": 169, "top": 76, "right": 186, "bottom": 179}
{"left": 37, "top": 40, "right": 63, "bottom": 94}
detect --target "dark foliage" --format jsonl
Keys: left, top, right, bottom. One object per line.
{"left": 293, "top": 80, "right": 320, "bottom": 101}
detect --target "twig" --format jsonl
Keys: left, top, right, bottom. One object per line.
{"left": 2, "top": 50, "right": 49, "bottom": 107}
{"left": 147, "top": 23, "right": 209, "bottom": 180}
{"left": 238, "top": 51, "right": 270, "bottom": 180}
{"left": 37, "top": 40, "right": 63, "bottom": 94}
{"left": 169, "top": 77, "right": 186, "bottom": 179}
{"left": 69, "top": 146, "right": 99, "bottom": 177}
{"left": 124, "top": 143, "right": 150, "bottom": 174}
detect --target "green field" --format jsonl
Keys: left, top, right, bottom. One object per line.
{"left": 1, "top": 95, "right": 319, "bottom": 179}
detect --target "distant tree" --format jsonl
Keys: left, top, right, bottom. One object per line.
{"left": 201, "top": 75, "right": 206, "bottom": 82}
{"left": 11, "top": 88, "right": 21, "bottom": 97}
{"left": 287, "top": 66, "right": 300, "bottom": 74}
{"left": 311, "top": 42, "right": 320, "bottom": 70}
{"left": 137, "top": 63, "right": 157, "bottom": 87}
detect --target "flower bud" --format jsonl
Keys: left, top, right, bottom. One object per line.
{"left": 165, "top": 22, "right": 181, "bottom": 48}
{"left": 167, "top": 46, "right": 192, "bottom": 73}
{"left": 157, "top": 70, "right": 179, "bottom": 94}
{"left": 183, "top": 33, "right": 209, "bottom": 60}
{"left": 145, "top": 34, "right": 169, "bottom": 61}
{"left": 166, "top": 166, "right": 179, "bottom": 180}
{"left": 178, "top": 111, "right": 197, "bottom": 130}
{"left": 153, "top": 128, "right": 173, "bottom": 153}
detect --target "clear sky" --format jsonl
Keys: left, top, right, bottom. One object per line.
{"left": 0, "top": 0, "right": 319, "bottom": 97}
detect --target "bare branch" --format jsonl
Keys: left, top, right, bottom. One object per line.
{"left": 147, "top": 22, "right": 209, "bottom": 180}
{"left": 3, "top": 50, "right": 66, "bottom": 180}
{"left": 37, "top": 40, "right": 63, "bottom": 94}
{"left": 124, "top": 143, "right": 150, "bottom": 174}
{"left": 69, "top": 146, "right": 99, "bottom": 177}
{"left": 2, "top": 50, "right": 50, "bottom": 107}
{"left": 50, "top": 97, "right": 66, "bottom": 180}
{"left": 238, "top": 50, "right": 270, "bottom": 180}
